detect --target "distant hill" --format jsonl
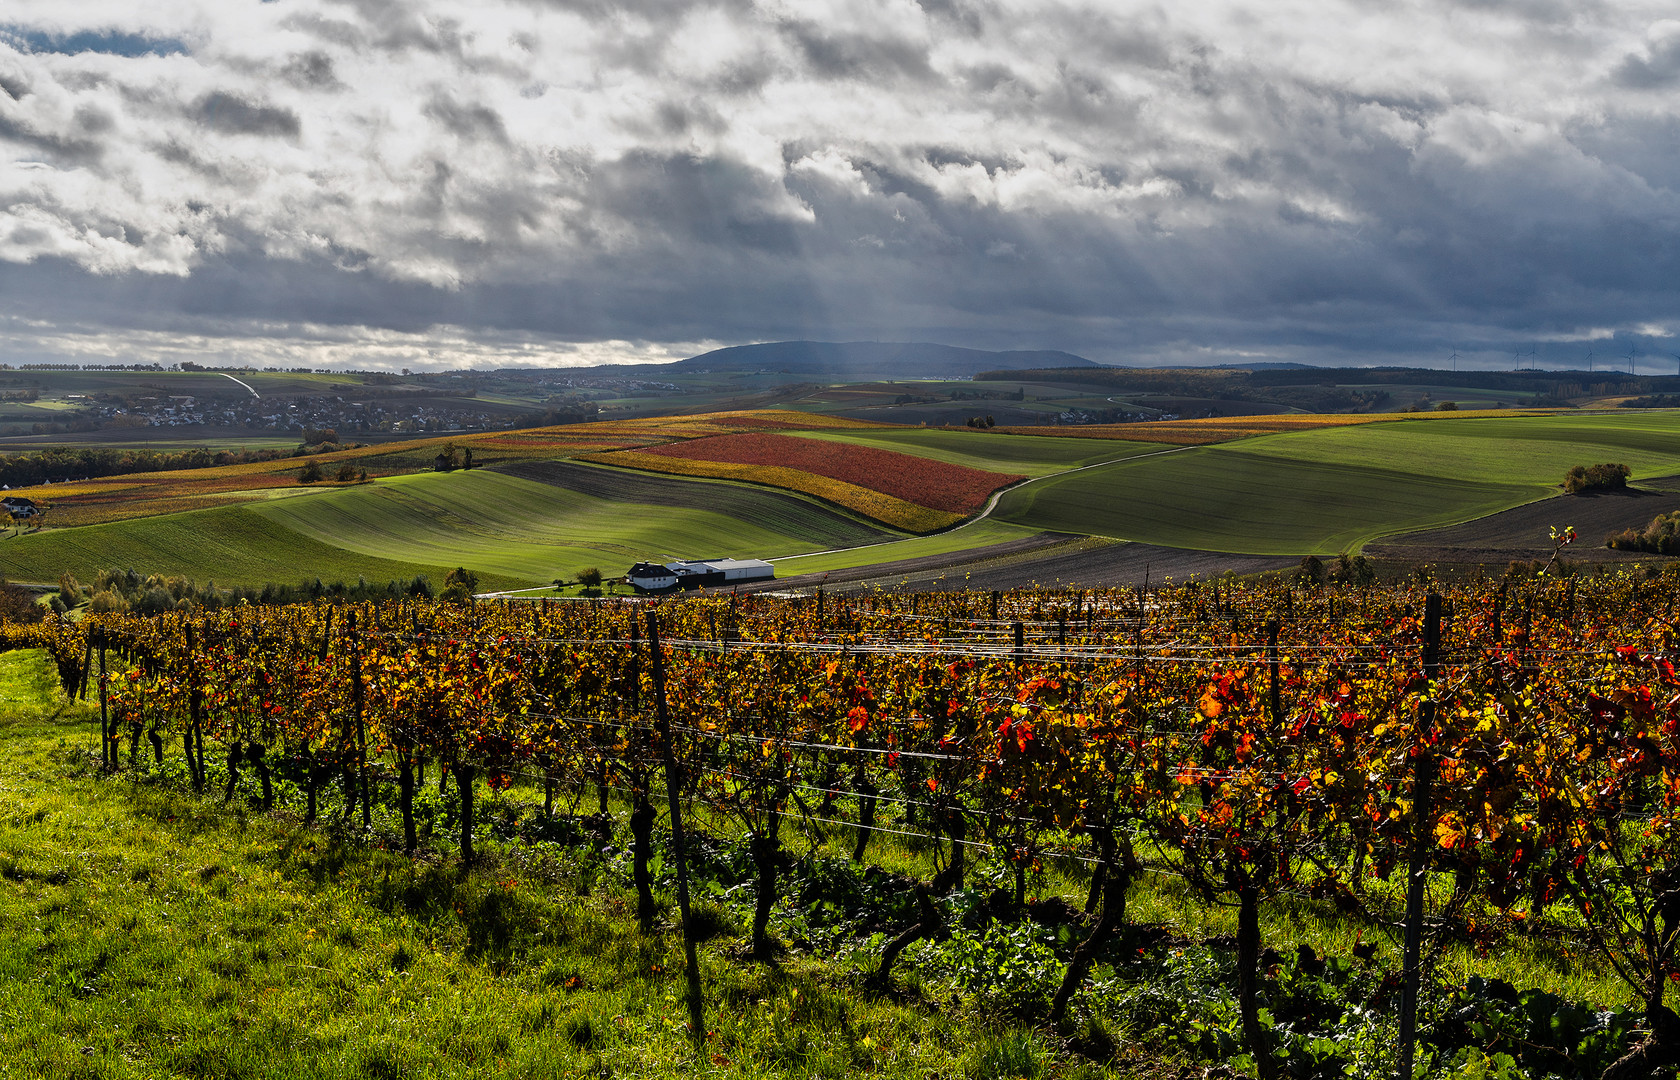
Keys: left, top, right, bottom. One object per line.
{"left": 671, "top": 341, "right": 1099, "bottom": 378}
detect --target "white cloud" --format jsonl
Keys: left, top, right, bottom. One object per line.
{"left": 0, "top": 0, "right": 1675, "bottom": 367}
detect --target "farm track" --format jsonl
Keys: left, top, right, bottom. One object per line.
{"left": 491, "top": 459, "right": 897, "bottom": 550}
{"left": 1369, "top": 474, "right": 1680, "bottom": 565}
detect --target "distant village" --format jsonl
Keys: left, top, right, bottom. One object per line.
{"left": 8, "top": 366, "right": 627, "bottom": 438}
{"left": 59, "top": 391, "right": 513, "bottom": 436}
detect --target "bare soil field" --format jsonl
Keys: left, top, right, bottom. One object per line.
{"left": 1368, "top": 475, "right": 1680, "bottom": 565}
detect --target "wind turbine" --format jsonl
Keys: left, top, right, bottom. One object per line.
{"left": 1448, "top": 346, "right": 1459, "bottom": 374}
{"left": 1625, "top": 341, "right": 1638, "bottom": 375}
{"left": 1585, "top": 349, "right": 1593, "bottom": 373}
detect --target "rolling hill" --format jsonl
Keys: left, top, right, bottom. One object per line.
{"left": 670, "top": 341, "right": 1099, "bottom": 378}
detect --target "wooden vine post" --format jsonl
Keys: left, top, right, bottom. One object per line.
{"left": 349, "top": 609, "right": 370, "bottom": 828}
{"left": 1397, "top": 591, "right": 1443, "bottom": 1080}
{"left": 97, "top": 634, "right": 109, "bottom": 771}
{"left": 646, "top": 610, "right": 705, "bottom": 1047}
{"left": 184, "top": 620, "right": 205, "bottom": 793}
{"left": 1266, "top": 617, "right": 1282, "bottom": 726}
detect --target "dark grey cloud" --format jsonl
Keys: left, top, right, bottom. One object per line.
{"left": 0, "top": 0, "right": 1676, "bottom": 369}
{"left": 1614, "top": 32, "right": 1680, "bottom": 89}
{"left": 423, "top": 93, "right": 508, "bottom": 144}
{"left": 197, "top": 91, "right": 300, "bottom": 137}
{"left": 778, "top": 22, "right": 936, "bottom": 83}
{"left": 279, "top": 50, "right": 343, "bottom": 91}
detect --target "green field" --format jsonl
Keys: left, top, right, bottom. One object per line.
{"left": 0, "top": 468, "right": 931, "bottom": 588}
{"left": 0, "top": 504, "right": 468, "bottom": 590}
{"left": 770, "top": 519, "right": 1041, "bottom": 576}
{"left": 995, "top": 412, "right": 1680, "bottom": 555}
{"left": 1230, "top": 412, "right": 1680, "bottom": 484}
{"left": 251, "top": 471, "right": 906, "bottom": 584}
{"left": 10, "top": 410, "right": 1680, "bottom": 587}
{"left": 994, "top": 448, "right": 1537, "bottom": 554}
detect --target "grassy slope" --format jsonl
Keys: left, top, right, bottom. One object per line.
{"left": 995, "top": 412, "right": 1680, "bottom": 555}
{"left": 0, "top": 503, "right": 466, "bottom": 589}
{"left": 786, "top": 429, "right": 1161, "bottom": 477}
{"left": 0, "top": 467, "right": 929, "bottom": 589}
{"left": 0, "top": 650, "right": 985, "bottom": 1080}
{"left": 1225, "top": 411, "right": 1680, "bottom": 484}
{"left": 994, "top": 448, "right": 1532, "bottom": 554}
{"left": 251, "top": 471, "right": 888, "bottom": 583}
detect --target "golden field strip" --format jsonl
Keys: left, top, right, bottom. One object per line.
{"left": 575, "top": 450, "right": 963, "bottom": 533}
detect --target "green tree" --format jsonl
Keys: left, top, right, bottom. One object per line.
{"left": 57, "top": 572, "right": 82, "bottom": 609}
{"left": 441, "top": 566, "right": 479, "bottom": 604}
{"left": 298, "top": 459, "right": 324, "bottom": 484}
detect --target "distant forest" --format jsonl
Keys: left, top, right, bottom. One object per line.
{"left": 980, "top": 365, "right": 1680, "bottom": 409}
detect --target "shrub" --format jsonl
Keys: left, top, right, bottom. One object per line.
{"left": 1607, "top": 510, "right": 1680, "bottom": 556}
{"left": 441, "top": 567, "right": 479, "bottom": 604}
{"left": 0, "top": 582, "right": 45, "bottom": 624}
{"left": 88, "top": 589, "right": 129, "bottom": 614}
{"left": 576, "top": 567, "right": 602, "bottom": 588}
{"left": 298, "top": 459, "right": 324, "bottom": 484}
{"left": 1563, "top": 463, "right": 1630, "bottom": 493}
{"left": 1330, "top": 553, "right": 1375, "bottom": 587}
{"left": 57, "top": 572, "right": 81, "bottom": 609}
{"left": 1295, "top": 555, "right": 1326, "bottom": 587}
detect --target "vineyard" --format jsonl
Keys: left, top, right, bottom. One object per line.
{"left": 11, "top": 568, "right": 1680, "bottom": 1079}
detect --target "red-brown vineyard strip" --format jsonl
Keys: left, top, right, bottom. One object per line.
{"left": 7, "top": 571, "right": 1680, "bottom": 1077}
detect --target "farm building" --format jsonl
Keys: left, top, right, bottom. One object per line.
{"left": 2, "top": 496, "right": 43, "bottom": 521}
{"left": 626, "top": 558, "right": 774, "bottom": 592}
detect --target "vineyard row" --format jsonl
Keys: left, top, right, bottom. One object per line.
{"left": 4, "top": 571, "right": 1680, "bottom": 1078}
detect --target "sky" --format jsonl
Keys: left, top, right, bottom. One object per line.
{"left": 1, "top": 0, "right": 1678, "bottom": 372}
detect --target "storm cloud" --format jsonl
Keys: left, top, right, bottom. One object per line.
{"left": 0, "top": 0, "right": 1677, "bottom": 368}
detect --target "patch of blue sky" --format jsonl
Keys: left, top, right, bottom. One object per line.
{"left": 0, "top": 26, "right": 189, "bottom": 58}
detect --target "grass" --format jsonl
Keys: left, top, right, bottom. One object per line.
{"left": 1225, "top": 411, "right": 1680, "bottom": 485}
{"left": 996, "top": 448, "right": 1537, "bottom": 555}
{"left": 0, "top": 462, "right": 928, "bottom": 590}
{"left": 995, "top": 412, "right": 1680, "bottom": 555}
{"left": 769, "top": 519, "right": 1043, "bottom": 575}
{"left": 251, "top": 470, "right": 910, "bottom": 583}
{"left": 0, "top": 504, "right": 470, "bottom": 591}
{"left": 0, "top": 649, "right": 977, "bottom": 1080}
{"left": 0, "top": 643, "right": 1639, "bottom": 1079}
